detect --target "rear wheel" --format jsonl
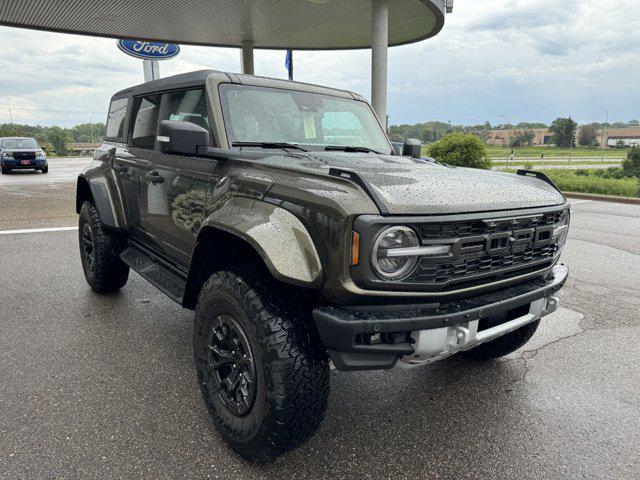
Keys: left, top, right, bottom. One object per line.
{"left": 78, "top": 201, "right": 129, "bottom": 293}
{"left": 194, "top": 268, "right": 330, "bottom": 462}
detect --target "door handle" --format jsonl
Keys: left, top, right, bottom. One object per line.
{"left": 145, "top": 171, "right": 165, "bottom": 184}
{"left": 113, "top": 164, "right": 128, "bottom": 173}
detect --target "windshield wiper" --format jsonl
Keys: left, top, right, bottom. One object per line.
{"left": 324, "top": 145, "right": 382, "bottom": 154}
{"left": 232, "top": 141, "right": 308, "bottom": 152}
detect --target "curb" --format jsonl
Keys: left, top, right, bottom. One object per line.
{"left": 563, "top": 192, "right": 640, "bottom": 205}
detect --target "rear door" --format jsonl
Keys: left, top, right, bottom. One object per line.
{"left": 124, "top": 93, "right": 171, "bottom": 254}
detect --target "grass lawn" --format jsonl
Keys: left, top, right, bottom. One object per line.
{"left": 504, "top": 169, "right": 639, "bottom": 197}
{"left": 484, "top": 145, "right": 627, "bottom": 159}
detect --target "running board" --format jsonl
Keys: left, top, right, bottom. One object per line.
{"left": 120, "top": 245, "right": 187, "bottom": 304}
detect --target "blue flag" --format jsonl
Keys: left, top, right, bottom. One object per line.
{"left": 285, "top": 49, "right": 293, "bottom": 81}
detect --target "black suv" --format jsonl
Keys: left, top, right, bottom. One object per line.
{"left": 76, "top": 70, "right": 569, "bottom": 461}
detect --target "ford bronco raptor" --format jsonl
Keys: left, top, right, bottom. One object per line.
{"left": 77, "top": 70, "right": 569, "bottom": 461}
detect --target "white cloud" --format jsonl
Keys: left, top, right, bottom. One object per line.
{"left": 0, "top": 0, "right": 638, "bottom": 127}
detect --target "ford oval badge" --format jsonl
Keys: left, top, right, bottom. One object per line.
{"left": 117, "top": 40, "right": 180, "bottom": 60}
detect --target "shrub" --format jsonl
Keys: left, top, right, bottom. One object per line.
{"left": 544, "top": 169, "right": 639, "bottom": 197}
{"left": 427, "top": 132, "right": 491, "bottom": 169}
{"left": 522, "top": 160, "right": 534, "bottom": 170}
{"left": 622, "top": 146, "right": 640, "bottom": 178}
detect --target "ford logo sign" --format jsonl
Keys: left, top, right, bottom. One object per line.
{"left": 117, "top": 39, "right": 180, "bottom": 60}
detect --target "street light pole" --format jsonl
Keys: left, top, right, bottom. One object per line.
{"left": 498, "top": 114, "right": 511, "bottom": 149}
{"left": 498, "top": 115, "right": 511, "bottom": 169}
{"left": 8, "top": 108, "right": 13, "bottom": 124}
{"left": 600, "top": 108, "right": 608, "bottom": 162}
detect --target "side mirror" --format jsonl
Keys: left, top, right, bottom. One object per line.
{"left": 390, "top": 142, "right": 403, "bottom": 156}
{"left": 403, "top": 138, "right": 422, "bottom": 159}
{"left": 157, "top": 120, "right": 209, "bottom": 156}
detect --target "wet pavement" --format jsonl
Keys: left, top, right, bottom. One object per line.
{"left": 0, "top": 185, "right": 639, "bottom": 479}
{"left": 0, "top": 157, "right": 91, "bottom": 186}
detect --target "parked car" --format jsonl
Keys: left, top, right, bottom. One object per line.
{"left": 0, "top": 137, "right": 48, "bottom": 174}
{"left": 76, "top": 70, "right": 569, "bottom": 461}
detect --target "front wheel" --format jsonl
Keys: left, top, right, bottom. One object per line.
{"left": 41, "top": 166, "right": 48, "bottom": 174}
{"left": 194, "top": 269, "right": 330, "bottom": 462}
{"left": 78, "top": 201, "right": 130, "bottom": 293}
{"left": 1, "top": 166, "right": 8, "bottom": 174}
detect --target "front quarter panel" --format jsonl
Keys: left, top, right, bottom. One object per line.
{"left": 200, "top": 196, "right": 323, "bottom": 287}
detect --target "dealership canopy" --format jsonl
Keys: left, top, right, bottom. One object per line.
{"left": 0, "top": 0, "right": 452, "bottom": 121}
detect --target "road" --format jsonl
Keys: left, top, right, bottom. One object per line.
{"left": 0, "top": 179, "right": 639, "bottom": 478}
{"left": 0, "top": 157, "right": 91, "bottom": 185}
{"left": 492, "top": 163, "right": 621, "bottom": 171}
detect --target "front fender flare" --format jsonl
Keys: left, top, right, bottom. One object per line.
{"left": 199, "top": 197, "right": 323, "bottom": 287}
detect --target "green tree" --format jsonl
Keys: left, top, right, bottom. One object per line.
{"left": 512, "top": 129, "right": 535, "bottom": 147}
{"left": 549, "top": 117, "right": 578, "bottom": 147}
{"left": 427, "top": 132, "right": 490, "bottom": 169}
{"left": 69, "top": 122, "right": 106, "bottom": 143}
{"left": 46, "top": 126, "right": 71, "bottom": 154}
{"left": 578, "top": 124, "right": 597, "bottom": 147}
{"left": 622, "top": 146, "right": 640, "bottom": 178}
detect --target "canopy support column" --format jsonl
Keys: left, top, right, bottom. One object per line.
{"left": 240, "top": 40, "right": 255, "bottom": 75}
{"left": 143, "top": 59, "right": 160, "bottom": 82}
{"left": 371, "top": 0, "right": 388, "bottom": 129}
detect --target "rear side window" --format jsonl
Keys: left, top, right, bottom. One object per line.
{"left": 130, "top": 95, "right": 161, "bottom": 149}
{"left": 160, "top": 89, "right": 210, "bottom": 131}
{"left": 105, "top": 98, "right": 128, "bottom": 141}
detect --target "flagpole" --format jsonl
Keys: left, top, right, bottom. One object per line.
{"left": 286, "top": 49, "right": 294, "bottom": 81}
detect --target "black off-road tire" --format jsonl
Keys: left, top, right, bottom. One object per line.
{"left": 194, "top": 269, "right": 330, "bottom": 462}
{"left": 1, "top": 166, "right": 8, "bottom": 174}
{"left": 462, "top": 319, "right": 540, "bottom": 360}
{"left": 41, "top": 166, "right": 48, "bottom": 174}
{"left": 78, "top": 201, "right": 129, "bottom": 293}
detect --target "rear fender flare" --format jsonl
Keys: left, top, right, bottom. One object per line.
{"left": 76, "top": 158, "right": 126, "bottom": 230}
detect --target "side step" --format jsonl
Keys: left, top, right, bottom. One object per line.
{"left": 120, "top": 244, "right": 187, "bottom": 304}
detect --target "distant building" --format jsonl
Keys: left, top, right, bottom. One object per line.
{"left": 487, "top": 127, "right": 640, "bottom": 147}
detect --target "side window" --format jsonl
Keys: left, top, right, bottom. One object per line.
{"left": 130, "top": 94, "right": 161, "bottom": 149}
{"left": 105, "top": 98, "right": 128, "bottom": 141}
{"left": 160, "top": 89, "right": 210, "bottom": 132}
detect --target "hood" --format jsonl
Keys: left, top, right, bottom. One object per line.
{"left": 256, "top": 152, "right": 566, "bottom": 215}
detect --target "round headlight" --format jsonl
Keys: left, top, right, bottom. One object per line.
{"left": 371, "top": 226, "right": 420, "bottom": 280}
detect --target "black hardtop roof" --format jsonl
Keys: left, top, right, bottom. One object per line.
{"left": 112, "top": 70, "right": 216, "bottom": 99}
{"left": 111, "top": 69, "right": 360, "bottom": 101}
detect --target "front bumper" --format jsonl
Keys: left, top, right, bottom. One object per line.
{"left": 313, "top": 265, "right": 568, "bottom": 370}
{"left": 2, "top": 159, "right": 47, "bottom": 170}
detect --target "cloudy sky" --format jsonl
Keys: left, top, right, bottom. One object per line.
{"left": 0, "top": 0, "right": 638, "bottom": 127}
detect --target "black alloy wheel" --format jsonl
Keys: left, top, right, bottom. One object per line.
{"left": 207, "top": 314, "right": 256, "bottom": 416}
{"left": 81, "top": 223, "right": 96, "bottom": 271}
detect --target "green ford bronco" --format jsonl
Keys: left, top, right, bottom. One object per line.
{"left": 77, "top": 70, "right": 569, "bottom": 461}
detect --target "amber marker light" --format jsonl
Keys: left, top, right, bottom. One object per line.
{"left": 351, "top": 231, "right": 361, "bottom": 266}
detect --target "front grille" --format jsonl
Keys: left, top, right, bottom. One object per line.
{"left": 416, "top": 211, "right": 563, "bottom": 240}
{"left": 13, "top": 151, "right": 35, "bottom": 160}
{"left": 409, "top": 244, "right": 558, "bottom": 286}
{"left": 403, "top": 209, "right": 567, "bottom": 290}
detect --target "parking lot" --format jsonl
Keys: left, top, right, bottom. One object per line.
{"left": 1, "top": 167, "right": 639, "bottom": 479}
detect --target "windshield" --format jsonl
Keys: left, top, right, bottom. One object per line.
{"left": 2, "top": 138, "right": 39, "bottom": 150}
{"left": 219, "top": 84, "right": 392, "bottom": 154}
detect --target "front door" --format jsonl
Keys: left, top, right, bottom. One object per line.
{"left": 147, "top": 88, "right": 218, "bottom": 268}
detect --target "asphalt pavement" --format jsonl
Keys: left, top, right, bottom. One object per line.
{"left": 0, "top": 174, "right": 639, "bottom": 479}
